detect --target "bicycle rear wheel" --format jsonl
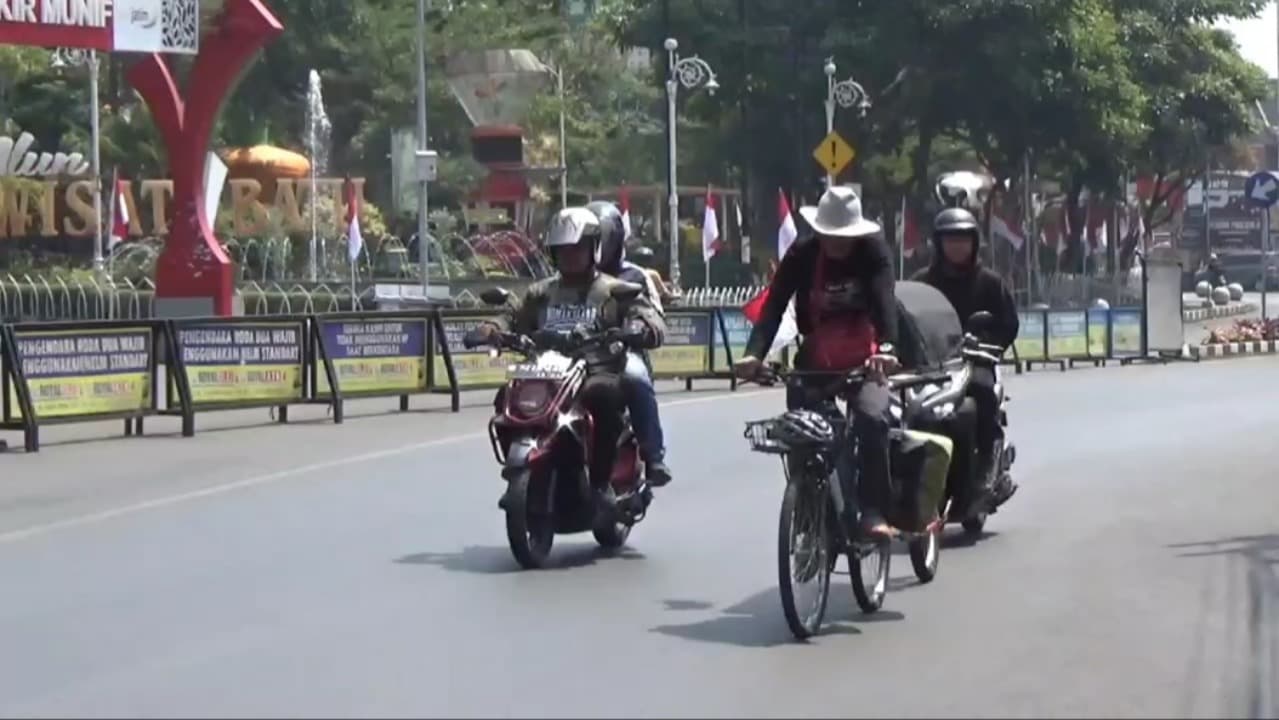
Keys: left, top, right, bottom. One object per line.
{"left": 777, "top": 479, "right": 833, "bottom": 640}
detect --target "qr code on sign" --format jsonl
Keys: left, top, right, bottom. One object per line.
{"left": 161, "top": 0, "right": 200, "bottom": 52}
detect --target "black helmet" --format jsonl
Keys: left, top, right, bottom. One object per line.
{"left": 544, "top": 207, "right": 602, "bottom": 266}
{"left": 774, "top": 409, "right": 835, "bottom": 447}
{"left": 933, "top": 207, "right": 980, "bottom": 234}
{"left": 931, "top": 207, "right": 981, "bottom": 260}
{"left": 585, "top": 200, "right": 627, "bottom": 273}
{"left": 629, "top": 245, "right": 656, "bottom": 269}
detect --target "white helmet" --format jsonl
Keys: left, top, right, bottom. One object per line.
{"left": 934, "top": 171, "right": 992, "bottom": 212}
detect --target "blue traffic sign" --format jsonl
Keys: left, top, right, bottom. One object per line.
{"left": 1245, "top": 171, "right": 1279, "bottom": 208}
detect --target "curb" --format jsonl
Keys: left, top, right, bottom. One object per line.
{"left": 1183, "top": 302, "right": 1257, "bottom": 322}
{"left": 1188, "top": 340, "right": 1278, "bottom": 360}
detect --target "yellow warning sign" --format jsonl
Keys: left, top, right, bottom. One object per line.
{"left": 812, "top": 131, "right": 856, "bottom": 175}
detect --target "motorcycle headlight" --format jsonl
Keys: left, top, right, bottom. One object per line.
{"left": 511, "top": 380, "right": 554, "bottom": 418}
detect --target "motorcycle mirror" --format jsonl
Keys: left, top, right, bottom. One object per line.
{"left": 967, "top": 310, "right": 994, "bottom": 333}
{"left": 480, "top": 287, "right": 513, "bottom": 307}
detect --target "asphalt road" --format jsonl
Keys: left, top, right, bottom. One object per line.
{"left": 0, "top": 360, "right": 1275, "bottom": 718}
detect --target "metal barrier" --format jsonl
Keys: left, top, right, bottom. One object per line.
{"left": 0, "top": 294, "right": 1178, "bottom": 452}
{"left": 1012, "top": 306, "right": 1146, "bottom": 372}
{"left": 0, "top": 310, "right": 464, "bottom": 452}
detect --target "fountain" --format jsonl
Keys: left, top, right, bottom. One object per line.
{"left": 304, "top": 69, "right": 332, "bottom": 281}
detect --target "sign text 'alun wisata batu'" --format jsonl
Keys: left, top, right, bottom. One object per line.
{"left": 0, "top": 176, "right": 367, "bottom": 239}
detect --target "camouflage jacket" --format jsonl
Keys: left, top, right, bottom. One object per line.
{"left": 493, "top": 272, "right": 666, "bottom": 349}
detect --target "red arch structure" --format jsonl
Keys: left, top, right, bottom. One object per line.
{"left": 128, "top": 0, "right": 284, "bottom": 317}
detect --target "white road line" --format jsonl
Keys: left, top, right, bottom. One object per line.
{"left": 0, "top": 388, "right": 776, "bottom": 545}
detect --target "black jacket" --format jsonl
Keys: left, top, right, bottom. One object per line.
{"left": 744, "top": 234, "right": 898, "bottom": 360}
{"left": 909, "top": 263, "right": 1019, "bottom": 350}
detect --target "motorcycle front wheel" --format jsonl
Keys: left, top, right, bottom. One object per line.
{"left": 505, "top": 469, "right": 556, "bottom": 570}
{"left": 777, "top": 478, "right": 834, "bottom": 640}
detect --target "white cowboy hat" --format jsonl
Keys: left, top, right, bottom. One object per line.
{"left": 798, "top": 186, "right": 882, "bottom": 238}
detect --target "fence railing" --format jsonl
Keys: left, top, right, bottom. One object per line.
{"left": 0, "top": 291, "right": 1178, "bottom": 454}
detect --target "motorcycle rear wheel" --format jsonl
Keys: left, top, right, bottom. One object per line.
{"left": 777, "top": 479, "right": 834, "bottom": 640}
{"left": 592, "top": 488, "right": 632, "bottom": 550}
{"left": 505, "top": 469, "right": 555, "bottom": 570}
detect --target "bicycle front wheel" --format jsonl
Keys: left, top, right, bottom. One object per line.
{"left": 777, "top": 478, "right": 834, "bottom": 640}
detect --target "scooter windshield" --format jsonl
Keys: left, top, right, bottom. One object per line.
{"left": 894, "top": 281, "right": 964, "bottom": 370}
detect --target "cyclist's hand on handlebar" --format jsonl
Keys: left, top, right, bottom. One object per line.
{"left": 734, "top": 355, "right": 763, "bottom": 380}
{"left": 865, "top": 353, "right": 900, "bottom": 381}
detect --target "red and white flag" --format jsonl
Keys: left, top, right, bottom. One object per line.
{"left": 702, "top": 188, "right": 722, "bottom": 261}
{"left": 345, "top": 179, "right": 364, "bottom": 262}
{"left": 777, "top": 188, "right": 798, "bottom": 258}
{"left": 109, "top": 175, "right": 129, "bottom": 250}
{"left": 990, "top": 211, "right": 1025, "bottom": 250}
{"left": 619, "top": 185, "right": 633, "bottom": 239}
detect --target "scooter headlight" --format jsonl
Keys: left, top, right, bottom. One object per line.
{"left": 510, "top": 380, "right": 555, "bottom": 418}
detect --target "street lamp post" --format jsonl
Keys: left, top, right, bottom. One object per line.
{"left": 51, "top": 48, "right": 105, "bottom": 279}
{"left": 822, "top": 58, "right": 871, "bottom": 188}
{"left": 663, "top": 37, "right": 718, "bottom": 290}
{"left": 415, "top": 0, "right": 432, "bottom": 300}
{"left": 545, "top": 63, "right": 568, "bottom": 207}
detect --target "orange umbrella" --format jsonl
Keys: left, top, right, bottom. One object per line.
{"left": 221, "top": 145, "right": 312, "bottom": 200}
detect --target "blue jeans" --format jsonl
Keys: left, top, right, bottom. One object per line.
{"left": 622, "top": 352, "right": 664, "bottom": 463}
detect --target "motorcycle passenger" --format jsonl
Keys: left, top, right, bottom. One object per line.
{"left": 733, "top": 186, "right": 901, "bottom": 539}
{"left": 586, "top": 201, "right": 673, "bottom": 487}
{"left": 474, "top": 207, "right": 667, "bottom": 505}
{"left": 910, "top": 206, "right": 1018, "bottom": 501}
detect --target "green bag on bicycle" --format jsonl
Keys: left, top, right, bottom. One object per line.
{"left": 888, "top": 429, "right": 953, "bottom": 532}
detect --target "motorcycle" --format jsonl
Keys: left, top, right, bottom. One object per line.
{"left": 464, "top": 287, "right": 653, "bottom": 570}
{"left": 889, "top": 310, "right": 1018, "bottom": 551}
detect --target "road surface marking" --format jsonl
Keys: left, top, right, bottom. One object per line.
{"left": 0, "top": 388, "right": 774, "bottom": 545}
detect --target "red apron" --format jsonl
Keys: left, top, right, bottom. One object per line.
{"left": 804, "top": 259, "right": 878, "bottom": 371}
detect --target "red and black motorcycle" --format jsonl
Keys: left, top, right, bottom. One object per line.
{"left": 463, "top": 288, "right": 653, "bottom": 570}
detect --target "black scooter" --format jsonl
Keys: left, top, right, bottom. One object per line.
{"left": 888, "top": 311, "right": 1018, "bottom": 539}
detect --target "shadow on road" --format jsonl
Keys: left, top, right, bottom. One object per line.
{"left": 395, "top": 543, "right": 646, "bottom": 574}
{"left": 1170, "top": 534, "right": 1279, "bottom": 720}
{"left": 650, "top": 587, "right": 904, "bottom": 648}
{"left": 887, "top": 529, "right": 1000, "bottom": 557}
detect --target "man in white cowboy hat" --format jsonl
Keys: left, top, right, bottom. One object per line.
{"left": 734, "top": 185, "right": 901, "bottom": 539}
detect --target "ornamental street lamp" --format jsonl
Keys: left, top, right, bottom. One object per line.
{"left": 664, "top": 37, "right": 718, "bottom": 289}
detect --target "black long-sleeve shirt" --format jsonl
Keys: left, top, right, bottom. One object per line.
{"left": 744, "top": 235, "right": 898, "bottom": 360}
{"left": 910, "top": 263, "right": 1019, "bottom": 350}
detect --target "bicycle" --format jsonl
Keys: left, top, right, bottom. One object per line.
{"left": 742, "top": 365, "right": 949, "bottom": 640}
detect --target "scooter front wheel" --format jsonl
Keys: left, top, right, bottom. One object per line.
{"left": 505, "top": 469, "right": 555, "bottom": 569}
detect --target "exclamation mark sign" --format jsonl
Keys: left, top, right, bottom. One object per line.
{"left": 831, "top": 140, "right": 837, "bottom": 170}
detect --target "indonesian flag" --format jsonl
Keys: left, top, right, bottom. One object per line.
{"left": 345, "top": 179, "right": 364, "bottom": 262}
{"left": 619, "top": 185, "right": 633, "bottom": 239}
{"left": 990, "top": 210, "right": 1025, "bottom": 250}
{"left": 109, "top": 176, "right": 128, "bottom": 249}
{"left": 703, "top": 188, "right": 722, "bottom": 261}
{"left": 778, "top": 188, "right": 798, "bottom": 258}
